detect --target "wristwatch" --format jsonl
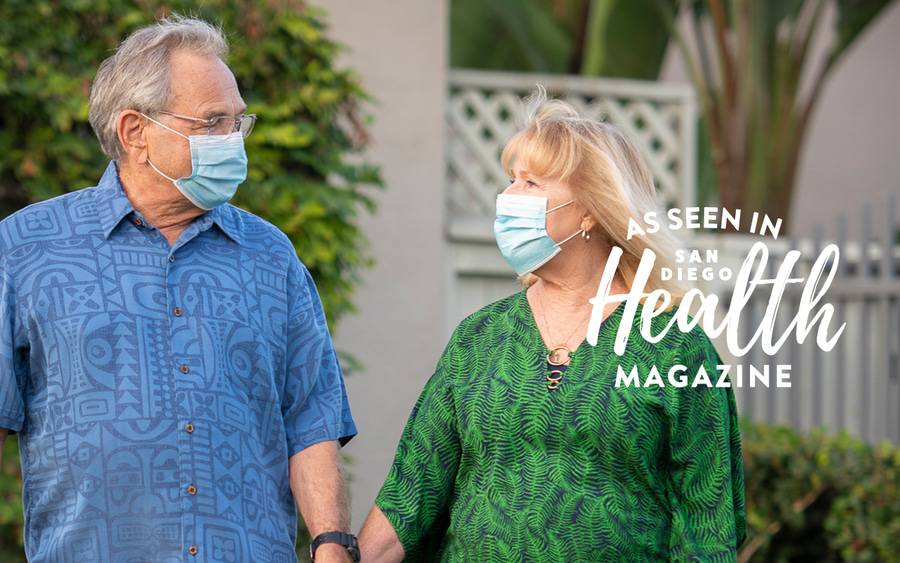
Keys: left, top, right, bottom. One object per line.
{"left": 309, "top": 531, "right": 360, "bottom": 562}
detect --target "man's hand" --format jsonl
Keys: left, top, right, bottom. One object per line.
{"left": 312, "top": 542, "right": 353, "bottom": 563}
{"left": 290, "top": 440, "right": 354, "bottom": 562}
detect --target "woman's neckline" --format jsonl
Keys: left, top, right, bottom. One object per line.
{"left": 518, "top": 287, "right": 625, "bottom": 358}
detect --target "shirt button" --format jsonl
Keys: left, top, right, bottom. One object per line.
{"left": 185, "top": 422, "right": 194, "bottom": 433}
{"left": 173, "top": 307, "right": 182, "bottom": 317}
{"left": 179, "top": 364, "right": 190, "bottom": 374}
{"left": 186, "top": 484, "right": 197, "bottom": 495}
{"left": 134, "top": 217, "right": 143, "bottom": 226}
{"left": 188, "top": 545, "right": 198, "bottom": 556}
{"left": 169, "top": 255, "right": 176, "bottom": 262}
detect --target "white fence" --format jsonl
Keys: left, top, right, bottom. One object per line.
{"left": 727, "top": 196, "right": 900, "bottom": 444}
{"left": 446, "top": 69, "right": 698, "bottom": 219}
{"left": 443, "top": 69, "right": 900, "bottom": 444}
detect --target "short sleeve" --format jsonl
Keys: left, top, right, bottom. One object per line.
{"left": 374, "top": 332, "right": 462, "bottom": 561}
{"left": 666, "top": 330, "right": 747, "bottom": 561}
{"left": 281, "top": 256, "right": 357, "bottom": 458}
{"left": 0, "top": 246, "right": 27, "bottom": 434}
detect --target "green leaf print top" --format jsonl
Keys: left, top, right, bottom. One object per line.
{"left": 375, "top": 290, "right": 747, "bottom": 562}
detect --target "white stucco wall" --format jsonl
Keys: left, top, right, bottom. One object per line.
{"left": 789, "top": 1, "right": 900, "bottom": 236}
{"left": 313, "top": 0, "right": 449, "bottom": 530}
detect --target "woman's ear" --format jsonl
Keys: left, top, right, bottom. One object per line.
{"left": 581, "top": 214, "right": 596, "bottom": 232}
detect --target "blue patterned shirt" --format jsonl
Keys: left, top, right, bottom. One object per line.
{"left": 0, "top": 160, "right": 358, "bottom": 562}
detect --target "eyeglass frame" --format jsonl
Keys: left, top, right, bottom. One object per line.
{"left": 152, "top": 110, "right": 257, "bottom": 138}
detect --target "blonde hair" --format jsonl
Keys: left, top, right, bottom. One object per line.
{"left": 500, "top": 86, "right": 688, "bottom": 308}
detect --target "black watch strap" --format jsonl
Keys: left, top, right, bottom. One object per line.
{"left": 310, "top": 531, "right": 360, "bottom": 562}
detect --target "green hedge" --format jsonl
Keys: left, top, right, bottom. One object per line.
{"left": 0, "top": 437, "right": 23, "bottom": 556}
{"left": 740, "top": 421, "right": 900, "bottom": 561}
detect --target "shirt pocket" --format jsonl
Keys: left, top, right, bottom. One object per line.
{"left": 219, "top": 321, "right": 279, "bottom": 405}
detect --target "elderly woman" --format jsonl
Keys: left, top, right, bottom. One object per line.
{"left": 358, "top": 90, "right": 746, "bottom": 561}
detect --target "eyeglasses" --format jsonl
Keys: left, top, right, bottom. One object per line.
{"left": 155, "top": 110, "right": 257, "bottom": 138}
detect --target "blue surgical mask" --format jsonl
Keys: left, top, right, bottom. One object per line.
{"left": 141, "top": 113, "right": 248, "bottom": 210}
{"left": 494, "top": 193, "right": 583, "bottom": 275}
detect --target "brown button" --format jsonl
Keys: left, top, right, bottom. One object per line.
{"left": 179, "top": 364, "right": 190, "bottom": 374}
{"left": 188, "top": 545, "right": 198, "bottom": 556}
{"left": 133, "top": 217, "right": 143, "bottom": 226}
{"left": 186, "top": 484, "right": 197, "bottom": 495}
{"left": 185, "top": 422, "right": 194, "bottom": 433}
{"left": 173, "top": 307, "right": 182, "bottom": 317}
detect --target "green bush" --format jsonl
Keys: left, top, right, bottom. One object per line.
{"left": 741, "top": 420, "right": 900, "bottom": 562}
{"left": 826, "top": 442, "right": 900, "bottom": 562}
{"left": 0, "top": 0, "right": 381, "bottom": 560}
{"left": 0, "top": 436, "right": 23, "bottom": 554}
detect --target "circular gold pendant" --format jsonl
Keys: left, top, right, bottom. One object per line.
{"left": 547, "top": 346, "right": 571, "bottom": 366}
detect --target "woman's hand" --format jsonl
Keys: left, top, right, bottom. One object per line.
{"left": 357, "top": 505, "right": 404, "bottom": 563}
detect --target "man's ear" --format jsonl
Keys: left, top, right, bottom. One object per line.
{"left": 117, "top": 110, "right": 148, "bottom": 164}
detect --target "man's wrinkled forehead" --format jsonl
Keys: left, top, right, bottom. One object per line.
{"left": 166, "top": 50, "right": 245, "bottom": 116}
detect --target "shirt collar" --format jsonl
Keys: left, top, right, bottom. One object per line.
{"left": 93, "top": 160, "right": 244, "bottom": 245}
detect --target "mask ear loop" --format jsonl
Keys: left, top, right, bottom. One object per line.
{"left": 145, "top": 159, "right": 178, "bottom": 183}
{"left": 140, "top": 112, "right": 190, "bottom": 140}
{"left": 140, "top": 112, "right": 190, "bottom": 183}
{"left": 546, "top": 199, "right": 584, "bottom": 246}
{"left": 547, "top": 199, "right": 575, "bottom": 213}
{"left": 557, "top": 228, "right": 586, "bottom": 246}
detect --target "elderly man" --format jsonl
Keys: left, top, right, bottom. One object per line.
{"left": 0, "top": 16, "right": 360, "bottom": 563}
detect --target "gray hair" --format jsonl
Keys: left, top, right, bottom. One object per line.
{"left": 88, "top": 15, "right": 229, "bottom": 159}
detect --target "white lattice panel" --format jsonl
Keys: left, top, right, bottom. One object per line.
{"left": 446, "top": 69, "right": 697, "bottom": 219}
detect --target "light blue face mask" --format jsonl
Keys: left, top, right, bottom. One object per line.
{"left": 493, "top": 193, "right": 584, "bottom": 275}
{"left": 141, "top": 113, "right": 248, "bottom": 210}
